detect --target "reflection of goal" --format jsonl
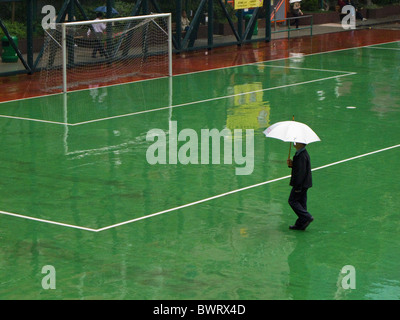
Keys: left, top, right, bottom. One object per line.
{"left": 39, "top": 13, "right": 172, "bottom": 93}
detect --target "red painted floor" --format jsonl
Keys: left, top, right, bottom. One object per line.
{"left": 0, "top": 28, "right": 399, "bottom": 103}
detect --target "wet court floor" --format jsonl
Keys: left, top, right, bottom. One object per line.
{"left": 0, "top": 29, "right": 399, "bottom": 300}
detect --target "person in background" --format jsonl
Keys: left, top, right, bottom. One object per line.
{"left": 339, "top": 0, "right": 367, "bottom": 21}
{"left": 181, "top": 10, "right": 190, "bottom": 32}
{"left": 87, "top": 12, "right": 108, "bottom": 58}
{"left": 291, "top": 1, "right": 303, "bottom": 29}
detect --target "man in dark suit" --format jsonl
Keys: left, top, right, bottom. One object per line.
{"left": 286, "top": 142, "right": 314, "bottom": 230}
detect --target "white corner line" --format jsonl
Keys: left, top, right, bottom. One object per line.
{"left": 96, "top": 143, "right": 400, "bottom": 232}
{"left": 0, "top": 210, "right": 97, "bottom": 232}
{"left": 1, "top": 143, "right": 399, "bottom": 233}
{"left": 0, "top": 114, "right": 70, "bottom": 126}
{"left": 95, "top": 174, "right": 292, "bottom": 232}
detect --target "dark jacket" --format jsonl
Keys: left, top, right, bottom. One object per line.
{"left": 290, "top": 148, "right": 312, "bottom": 190}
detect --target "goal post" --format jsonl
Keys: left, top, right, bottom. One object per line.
{"left": 39, "top": 13, "right": 172, "bottom": 93}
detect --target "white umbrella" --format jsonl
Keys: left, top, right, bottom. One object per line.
{"left": 263, "top": 120, "right": 321, "bottom": 145}
{"left": 289, "top": 0, "right": 302, "bottom": 3}
{"left": 264, "top": 120, "right": 320, "bottom": 160}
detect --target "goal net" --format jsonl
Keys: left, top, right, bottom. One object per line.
{"left": 38, "top": 13, "right": 172, "bottom": 93}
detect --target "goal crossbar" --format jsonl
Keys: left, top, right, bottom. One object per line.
{"left": 62, "top": 13, "right": 172, "bottom": 27}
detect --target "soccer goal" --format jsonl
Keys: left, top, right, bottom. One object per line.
{"left": 39, "top": 13, "right": 172, "bottom": 93}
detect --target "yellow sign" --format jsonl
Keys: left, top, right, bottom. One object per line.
{"left": 234, "top": 0, "right": 264, "bottom": 10}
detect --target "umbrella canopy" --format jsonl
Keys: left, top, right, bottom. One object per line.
{"left": 289, "top": 0, "right": 301, "bottom": 3}
{"left": 94, "top": 6, "right": 119, "bottom": 15}
{"left": 263, "top": 120, "right": 320, "bottom": 145}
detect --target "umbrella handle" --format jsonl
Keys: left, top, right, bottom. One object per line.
{"left": 287, "top": 145, "right": 293, "bottom": 168}
{"left": 288, "top": 115, "right": 295, "bottom": 160}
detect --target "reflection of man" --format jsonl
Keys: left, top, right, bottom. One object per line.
{"left": 287, "top": 142, "right": 314, "bottom": 230}
{"left": 89, "top": 84, "right": 108, "bottom": 103}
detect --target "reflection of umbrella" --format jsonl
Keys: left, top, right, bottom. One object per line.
{"left": 263, "top": 121, "right": 321, "bottom": 158}
{"left": 94, "top": 6, "right": 119, "bottom": 15}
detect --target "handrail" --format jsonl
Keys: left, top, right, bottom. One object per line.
{"left": 271, "top": 15, "right": 313, "bottom": 39}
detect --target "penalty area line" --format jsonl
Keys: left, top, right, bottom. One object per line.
{"left": 72, "top": 73, "right": 355, "bottom": 126}
{"left": 95, "top": 175, "right": 291, "bottom": 232}
{"left": 97, "top": 143, "right": 400, "bottom": 232}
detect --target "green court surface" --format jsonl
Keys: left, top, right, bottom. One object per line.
{"left": 0, "top": 41, "right": 399, "bottom": 300}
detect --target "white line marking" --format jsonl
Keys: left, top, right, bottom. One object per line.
{"left": 2, "top": 143, "right": 399, "bottom": 232}
{"left": 72, "top": 72, "right": 355, "bottom": 126}
{"left": 0, "top": 91, "right": 62, "bottom": 105}
{"left": 96, "top": 144, "right": 400, "bottom": 232}
{"left": 95, "top": 175, "right": 292, "bottom": 232}
{"left": 364, "top": 46, "right": 400, "bottom": 51}
{"left": 1, "top": 40, "right": 398, "bottom": 105}
{"left": 0, "top": 69, "right": 354, "bottom": 127}
{"left": 0, "top": 114, "right": 69, "bottom": 126}
{"left": 260, "top": 64, "right": 355, "bottom": 74}
{"left": 0, "top": 210, "right": 97, "bottom": 232}
{"left": 172, "top": 40, "right": 400, "bottom": 78}
{"left": 0, "top": 77, "right": 170, "bottom": 105}
{"left": 311, "top": 144, "right": 400, "bottom": 172}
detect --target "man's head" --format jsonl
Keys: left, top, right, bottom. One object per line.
{"left": 294, "top": 142, "right": 307, "bottom": 150}
{"left": 96, "top": 12, "right": 103, "bottom": 19}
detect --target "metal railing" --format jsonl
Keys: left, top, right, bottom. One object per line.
{"left": 271, "top": 15, "right": 313, "bottom": 39}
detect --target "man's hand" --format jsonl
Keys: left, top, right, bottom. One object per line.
{"left": 287, "top": 159, "right": 293, "bottom": 168}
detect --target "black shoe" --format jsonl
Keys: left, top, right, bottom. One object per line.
{"left": 301, "top": 217, "right": 314, "bottom": 230}
{"left": 289, "top": 225, "right": 303, "bottom": 230}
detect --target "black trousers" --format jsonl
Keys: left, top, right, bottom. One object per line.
{"left": 292, "top": 13, "right": 300, "bottom": 28}
{"left": 92, "top": 33, "right": 108, "bottom": 58}
{"left": 288, "top": 187, "right": 313, "bottom": 227}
